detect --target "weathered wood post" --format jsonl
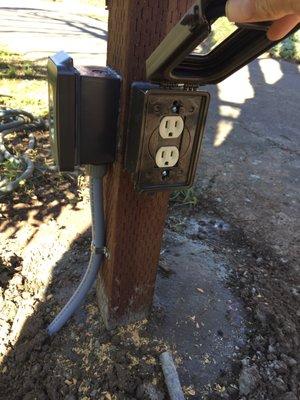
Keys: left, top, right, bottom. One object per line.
{"left": 97, "top": 0, "right": 193, "bottom": 329}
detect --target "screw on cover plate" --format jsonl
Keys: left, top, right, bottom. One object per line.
{"left": 162, "top": 170, "right": 170, "bottom": 180}
{"left": 171, "top": 101, "right": 181, "bottom": 114}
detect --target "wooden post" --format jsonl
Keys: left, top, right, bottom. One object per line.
{"left": 97, "top": 0, "right": 193, "bottom": 329}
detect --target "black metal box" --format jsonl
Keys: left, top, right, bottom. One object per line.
{"left": 47, "top": 52, "right": 121, "bottom": 171}
{"left": 48, "top": 52, "right": 77, "bottom": 171}
{"left": 77, "top": 66, "right": 121, "bottom": 165}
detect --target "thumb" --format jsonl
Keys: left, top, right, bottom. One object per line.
{"left": 226, "top": 0, "right": 300, "bottom": 23}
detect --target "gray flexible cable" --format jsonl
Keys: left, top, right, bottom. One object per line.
{"left": 0, "top": 109, "right": 44, "bottom": 197}
{"left": 160, "top": 352, "right": 185, "bottom": 400}
{"left": 47, "top": 165, "right": 107, "bottom": 336}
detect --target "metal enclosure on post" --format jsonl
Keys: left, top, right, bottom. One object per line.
{"left": 96, "top": 0, "right": 194, "bottom": 329}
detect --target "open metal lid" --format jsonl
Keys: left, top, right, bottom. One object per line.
{"left": 146, "top": 0, "right": 299, "bottom": 85}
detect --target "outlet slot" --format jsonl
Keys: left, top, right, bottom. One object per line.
{"left": 155, "top": 146, "right": 179, "bottom": 168}
{"left": 159, "top": 116, "right": 184, "bottom": 139}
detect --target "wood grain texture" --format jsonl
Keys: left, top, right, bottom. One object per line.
{"left": 96, "top": 0, "right": 194, "bottom": 329}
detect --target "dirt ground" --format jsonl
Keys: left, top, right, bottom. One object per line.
{"left": 0, "top": 103, "right": 299, "bottom": 400}
{"left": 0, "top": 0, "right": 299, "bottom": 397}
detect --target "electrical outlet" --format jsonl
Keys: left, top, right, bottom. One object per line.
{"left": 125, "top": 82, "right": 210, "bottom": 192}
{"left": 47, "top": 52, "right": 121, "bottom": 172}
{"left": 159, "top": 116, "right": 184, "bottom": 139}
{"left": 155, "top": 146, "right": 179, "bottom": 168}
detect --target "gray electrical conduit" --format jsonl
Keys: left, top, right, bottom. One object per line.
{"left": 47, "top": 164, "right": 107, "bottom": 336}
{"left": 0, "top": 109, "right": 44, "bottom": 197}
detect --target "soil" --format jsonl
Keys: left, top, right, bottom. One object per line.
{"left": 170, "top": 200, "right": 300, "bottom": 400}
{"left": 0, "top": 127, "right": 299, "bottom": 400}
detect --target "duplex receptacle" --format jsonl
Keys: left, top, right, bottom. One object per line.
{"left": 159, "top": 116, "right": 184, "bottom": 139}
{"left": 125, "top": 82, "right": 210, "bottom": 192}
{"left": 155, "top": 146, "right": 179, "bottom": 168}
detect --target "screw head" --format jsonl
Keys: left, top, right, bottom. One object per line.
{"left": 162, "top": 170, "right": 170, "bottom": 180}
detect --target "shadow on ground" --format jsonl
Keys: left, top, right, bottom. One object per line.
{"left": 0, "top": 129, "right": 84, "bottom": 243}
{"left": 0, "top": 7, "right": 107, "bottom": 40}
{"left": 0, "top": 208, "right": 248, "bottom": 400}
{"left": 200, "top": 58, "right": 299, "bottom": 272}
{"left": 0, "top": 4, "right": 108, "bottom": 65}
{"left": 0, "top": 57, "right": 299, "bottom": 400}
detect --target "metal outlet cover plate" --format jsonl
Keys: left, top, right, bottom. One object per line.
{"left": 125, "top": 84, "right": 210, "bottom": 192}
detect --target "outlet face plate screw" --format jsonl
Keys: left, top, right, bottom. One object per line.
{"left": 171, "top": 100, "right": 182, "bottom": 114}
{"left": 162, "top": 170, "right": 170, "bottom": 180}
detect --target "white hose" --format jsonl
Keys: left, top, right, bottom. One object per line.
{"left": 47, "top": 165, "right": 107, "bottom": 335}
{"left": 160, "top": 352, "right": 185, "bottom": 400}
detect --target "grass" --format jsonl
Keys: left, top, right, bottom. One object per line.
{"left": 0, "top": 48, "right": 46, "bottom": 80}
{"left": 170, "top": 188, "right": 199, "bottom": 207}
{"left": 0, "top": 79, "right": 48, "bottom": 117}
{"left": 0, "top": 47, "right": 48, "bottom": 117}
{"left": 0, "top": 47, "right": 48, "bottom": 197}
{"left": 0, "top": 160, "right": 23, "bottom": 183}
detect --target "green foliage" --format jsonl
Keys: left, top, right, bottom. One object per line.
{"left": 0, "top": 47, "right": 46, "bottom": 80}
{"left": 0, "top": 48, "right": 48, "bottom": 116}
{"left": 170, "top": 188, "right": 199, "bottom": 207}
{"left": 0, "top": 78, "right": 48, "bottom": 117}
{"left": 0, "top": 159, "right": 23, "bottom": 182}
{"left": 270, "top": 32, "right": 300, "bottom": 63}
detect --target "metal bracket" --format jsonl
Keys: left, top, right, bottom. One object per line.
{"left": 91, "top": 243, "right": 110, "bottom": 259}
{"left": 103, "top": 247, "right": 111, "bottom": 259}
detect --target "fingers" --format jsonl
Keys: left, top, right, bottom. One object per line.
{"left": 226, "top": 0, "right": 255, "bottom": 22}
{"left": 226, "top": 0, "right": 300, "bottom": 23}
{"left": 267, "top": 14, "right": 300, "bottom": 40}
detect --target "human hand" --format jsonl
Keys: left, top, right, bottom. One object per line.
{"left": 225, "top": 0, "right": 300, "bottom": 41}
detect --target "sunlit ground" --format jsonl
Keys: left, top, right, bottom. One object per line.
{"left": 0, "top": 2, "right": 299, "bottom": 391}
{"left": 0, "top": 78, "right": 48, "bottom": 116}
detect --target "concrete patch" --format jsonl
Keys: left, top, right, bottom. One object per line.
{"left": 149, "top": 221, "right": 246, "bottom": 395}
